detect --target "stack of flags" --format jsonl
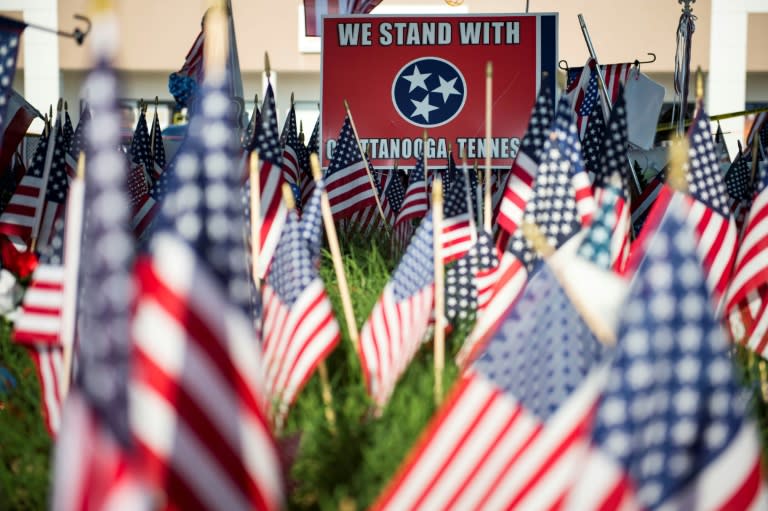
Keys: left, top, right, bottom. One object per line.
{"left": 6, "top": 8, "right": 768, "bottom": 509}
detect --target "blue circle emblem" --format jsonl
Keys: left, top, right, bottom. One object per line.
{"left": 391, "top": 57, "right": 467, "bottom": 128}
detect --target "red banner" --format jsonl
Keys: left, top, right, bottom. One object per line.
{"left": 321, "top": 14, "right": 557, "bottom": 168}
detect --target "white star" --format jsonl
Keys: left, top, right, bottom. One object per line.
{"left": 402, "top": 65, "right": 431, "bottom": 92}
{"left": 432, "top": 75, "right": 460, "bottom": 103}
{"left": 410, "top": 95, "right": 439, "bottom": 122}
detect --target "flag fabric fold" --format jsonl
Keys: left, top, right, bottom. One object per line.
{"left": 12, "top": 218, "right": 65, "bottom": 436}
{"left": 359, "top": 211, "right": 434, "bottom": 409}
{"left": 253, "top": 82, "right": 288, "bottom": 279}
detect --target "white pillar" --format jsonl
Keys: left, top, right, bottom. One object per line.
{"left": 0, "top": 0, "right": 60, "bottom": 132}
{"left": 708, "top": 0, "right": 747, "bottom": 160}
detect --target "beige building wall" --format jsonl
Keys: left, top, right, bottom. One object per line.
{"left": 5, "top": 0, "right": 768, "bottom": 130}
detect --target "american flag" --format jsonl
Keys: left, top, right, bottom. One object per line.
{"left": 12, "top": 217, "right": 65, "bottom": 436}
{"left": 131, "top": 108, "right": 188, "bottom": 243}
{"left": 581, "top": 96, "right": 606, "bottom": 183}
{"left": 0, "top": 117, "right": 51, "bottom": 250}
{"left": 459, "top": 121, "right": 583, "bottom": 368}
{"left": 324, "top": 114, "right": 376, "bottom": 221}
{"left": 300, "top": 117, "right": 319, "bottom": 207}
{"left": 593, "top": 89, "right": 631, "bottom": 273}
{"left": 131, "top": 36, "right": 284, "bottom": 510}
{"left": 62, "top": 108, "right": 74, "bottom": 154}
{"left": 496, "top": 87, "right": 554, "bottom": 249}
{"left": 724, "top": 152, "right": 753, "bottom": 234}
{"left": 150, "top": 107, "right": 166, "bottom": 181}
{"left": 397, "top": 157, "right": 429, "bottom": 223}
{"left": 566, "top": 59, "right": 632, "bottom": 138}
{"left": 565, "top": 198, "right": 768, "bottom": 510}
{"left": 554, "top": 95, "right": 596, "bottom": 227}
{"left": 127, "top": 153, "right": 150, "bottom": 212}
{"left": 374, "top": 262, "right": 609, "bottom": 511}
{"left": 714, "top": 122, "right": 731, "bottom": 176}
{"left": 37, "top": 116, "right": 71, "bottom": 254}
{"left": 393, "top": 158, "right": 429, "bottom": 251}
{"left": 685, "top": 106, "right": 738, "bottom": 311}
{"left": 346, "top": 154, "right": 385, "bottom": 234}
{"left": 0, "top": 89, "right": 40, "bottom": 175}
{"left": 168, "top": 23, "right": 204, "bottom": 108}
{"left": 243, "top": 99, "right": 261, "bottom": 151}
{"left": 441, "top": 154, "right": 475, "bottom": 263}
{"left": 280, "top": 104, "right": 301, "bottom": 189}
{"left": 630, "top": 169, "right": 664, "bottom": 239}
{"left": 0, "top": 16, "right": 25, "bottom": 136}
{"left": 253, "top": 82, "right": 288, "bottom": 279}
{"left": 127, "top": 112, "right": 152, "bottom": 209}
{"left": 303, "top": 0, "right": 382, "bottom": 37}
{"left": 51, "top": 27, "right": 148, "bottom": 508}
{"left": 445, "top": 230, "right": 499, "bottom": 326}
{"left": 489, "top": 168, "right": 508, "bottom": 225}
{"left": 746, "top": 112, "right": 767, "bottom": 158}
{"left": 130, "top": 109, "right": 153, "bottom": 181}
{"left": 381, "top": 166, "right": 406, "bottom": 226}
{"left": 262, "top": 179, "right": 340, "bottom": 426}
{"left": 64, "top": 108, "right": 89, "bottom": 183}
{"left": 578, "top": 181, "right": 622, "bottom": 270}
{"left": 359, "top": 212, "right": 434, "bottom": 409}
{"left": 725, "top": 160, "right": 768, "bottom": 355}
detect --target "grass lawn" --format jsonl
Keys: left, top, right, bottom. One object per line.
{"left": 1, "top": 231, "right": 767, "bottom": 510}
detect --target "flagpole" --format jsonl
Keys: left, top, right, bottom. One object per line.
{"left": 344, "top": 100, "right": 388, "bottom": 225}
{"left": 281, "top": 182, "right": 336, "bottom": 431}
{"left": 432, "top": 177, "right": 446, "bottom": 405}
{"left": 484, "top": 61, "right": 493, "bottom": 232}
{"left": 309, "top": 154, "right": 361, "bottom": 353}
{"left": 59, "top": 152, "right": 86, "bottom": 402}
{"left": 461, "top": 150, "right": 478, "bottom": 244}
{"left": 423, "top": 129, "right": 429, "bottom": 188}
{"left": 474, "top": 160, "right": 482, "bottom": 227}
{"left": 30, "top": 102, "right": 61, "bottom": 253}
{"left": 249, "top": 151, "right": 261, "bottom": 287}
{"left": 577, "top": 14, "right": 643, "bottom": 196}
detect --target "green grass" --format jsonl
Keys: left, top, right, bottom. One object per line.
{"left": 0, "top": 319, "right": 52, "bottom": 511}
{"left": 1, "top": 230, "right": 768, "bottom": 510}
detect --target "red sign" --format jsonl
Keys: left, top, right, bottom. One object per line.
{"left": 321, "top": 14, "right": 557, "bottom": 168}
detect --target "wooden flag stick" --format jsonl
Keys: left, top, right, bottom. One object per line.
{"left": 203, "top": 1, "right": 227, "bottom": 80}
{"left": 521, "top": 220, "right": 616, "bottom": 346}
{"left": 249, "top": 152, "right": 261, "bottom": 287}
{"left": 474, "top": 160, "right": 482, "bottom": 227}
{"left": 423, "top": 130, "right": 430, "bottom": 188}
{"left": 59, "top": 152, "right": 87, "bottom": 402}
{"left": 316, "top": 359, "right": 337, "bottom": 431}
{"left": 309, "top": 154, "right": 361, "bottom": 352}
{"left": 432, "top": 177, "right": 446, "bottom": 405}
{"left": 460, "top": 149, "right": 478, "bottom": 244}
{"left": 666, "top": 135, "right": 690, "bottom": 194}
{"left": 484, "top": 61, "right": 493, "bottom": 232}
{"left": 344, "top": 100, "right": 388, "bottom": 225}
{"left": 280, "top": 182, "right": 336, "bottom": 431}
